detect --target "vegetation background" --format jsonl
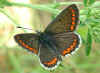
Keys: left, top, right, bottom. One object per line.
{"left": 0, "top": 0, "right": 100, "bottom": 73}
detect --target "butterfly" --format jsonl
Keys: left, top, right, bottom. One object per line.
{"left": 14, "top": 4, "right": 81, "bottom": 70}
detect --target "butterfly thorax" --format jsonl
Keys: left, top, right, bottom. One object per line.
{"left": 38, "top": 32, "right": 52, "bottom": 44}
{"left": 38, "top": 32, "right": 58, "bottom": 52}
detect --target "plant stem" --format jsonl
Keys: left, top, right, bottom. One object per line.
{"left": 0, "top": 8, "right": 17, "bottom": 25}
{"left": 6, "top": 2, "right": 60, "bottom": 15}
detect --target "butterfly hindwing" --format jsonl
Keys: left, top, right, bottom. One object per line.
{"left": 45, "top": 4, "right": 79, "bottom": 33}
{"left": 39, "top": 43, "right": 62, "bottom": 70}
{"left": 52, "top": 32, "right": 80, "bottom": 56}
{"left": 14, "top": 33, "right": 39, "bottom": 54}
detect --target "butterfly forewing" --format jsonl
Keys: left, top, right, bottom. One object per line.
{"left": 14, "top": 33, "right": 39, "bottom": 54}
{"left": 52, "top": 32, "right": 80, "bottom": 56}
{"left": 45, "top": 4, "right": 79, "bottom": 34}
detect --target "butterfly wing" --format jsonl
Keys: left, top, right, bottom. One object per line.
{"left": 14, "top": 33, "right": 39, "bottom": 54}
{"left": 39, "top": 43, "right": 62, "bottom": 70}
{"left": 45, "top": 4, "right": 79, "bottom": 33}
{"left": 52, "top": 32, "right": 81, "bottom": 56}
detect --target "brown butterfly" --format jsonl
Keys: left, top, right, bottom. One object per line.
{"left": 14, "top": 4, "right": 81, "bottom": 70}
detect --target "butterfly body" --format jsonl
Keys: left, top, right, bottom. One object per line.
{"left": 14, "top": 4, "right": 81, "bottom": 70}
{"left": 39, "top": 32, "right": 59, "bottom": 52}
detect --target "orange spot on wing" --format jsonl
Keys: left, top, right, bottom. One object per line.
{"left": 25, "top": 45, "right": 29, "bottom": 48}
{"left": 72, "top": 14, "right": 75, "bottom": 16}
{"left": 18, "top": 40, "right": 38, "bottom": 54}
{"left": 29, "top": 47, "right": 33, "bottom": 51}
{"left": 70, "top": 26, "right": 74, "bottom": 31}
{"left": 72, "top": 9, "right": 75, "bottom": 13}
{"left": 62, "top": 39, "right": 77, "bottom": 56}
{"left": 44, "top": 58, "right": 57, "bottom": 66}
{"left": 62, "top": 48, "right": 71, "bottom": 55}
{"left": 70, "top": 45, "right": 73, "bottom": 49}
{"left": 72, "top": 39, "right": 77, "bottom": 46}
{"left": 72, "top": 17, "right": 75, "bottom": 21}
{"left": 72, "top": 22, "right": 75, "bottom": 25}
{"left": 69, "top": 8, "right": 76, "bottom": 31}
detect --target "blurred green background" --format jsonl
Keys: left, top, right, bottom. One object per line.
{"left": 0, "top": 0, "right": 100, "bottom": 73}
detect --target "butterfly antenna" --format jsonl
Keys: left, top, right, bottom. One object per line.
{"left": 17, "top": 26, "right": 33, "bottom": 30}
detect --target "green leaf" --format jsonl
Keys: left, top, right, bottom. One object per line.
{"left": 89, "top": 0, "right": 95, "bottom": 5}
{"left": 0, "top": 0, "right": 7, "bottom": 8}
{"left": 85, "top": 28, "right": 92, "bottom": 56}
{"left": 83, "top": 0, "right": 95, "bottom": 7}
{"left": 83, "top": 0, "right": 89, "bottom": 7}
